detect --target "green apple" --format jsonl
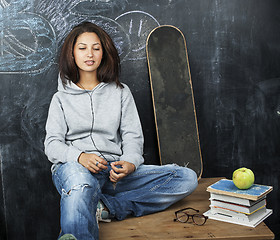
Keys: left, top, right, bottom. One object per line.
{"left": 232, "top": 167, "right": 255, "bottom": 189}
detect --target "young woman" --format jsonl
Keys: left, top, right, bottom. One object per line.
{"left": 44, "top": 21, "right": 198, "bottom": 240}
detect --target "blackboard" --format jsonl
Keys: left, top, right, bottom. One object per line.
{"left": 1, "top": 0, "right": 280, "bottom": 239}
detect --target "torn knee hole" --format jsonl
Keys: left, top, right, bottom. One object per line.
{"left": 62, "top": 184, "right": 90, "bottom": 196}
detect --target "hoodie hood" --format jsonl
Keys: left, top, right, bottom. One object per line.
{"left": 57, "top": 74, "right": 107, "bottom": 95}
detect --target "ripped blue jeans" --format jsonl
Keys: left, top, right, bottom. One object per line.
{"left": 52, "top": 162, "right": 198, "bottom": 240}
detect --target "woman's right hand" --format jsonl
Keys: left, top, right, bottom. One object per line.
{"left": 78, "top": 153, "right": 108, "bottom": 173}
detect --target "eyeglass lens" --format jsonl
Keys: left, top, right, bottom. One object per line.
{"left": 192, "top": 214, "right": 206, "bottom": 225}
{"left": 176, "top": 208, "right": 207, "bottom": 225}
{"left": 176, "top": 211, "right": 189, "bottom": 223}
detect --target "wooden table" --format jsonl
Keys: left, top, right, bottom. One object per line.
{"left": 99, "top": 177, "right": 274, "bottom": 239}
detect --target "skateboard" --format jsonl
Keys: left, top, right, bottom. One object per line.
{"left": 146, "top": 25, "right": 203, "bottom": 179}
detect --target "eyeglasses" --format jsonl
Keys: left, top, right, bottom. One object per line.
{"left": 174, "top": 207, "right": 208, "bottom": 226}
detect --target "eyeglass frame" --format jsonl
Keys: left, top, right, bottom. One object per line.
{"left": 173, "top": 207, "right": 208, "bottom": 226}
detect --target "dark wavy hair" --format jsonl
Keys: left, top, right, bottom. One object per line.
{"left": 59, "top": 21, "right": 122, "bottom": 88}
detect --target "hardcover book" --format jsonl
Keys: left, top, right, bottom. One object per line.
{"left": 209, "top": 205, "right": 267, "bottom": 222}
{"left": 207, "top": 179, "right": 273, "bottom": 201}
{"left": 209, "top": 192, "right": 266, "bottom": 206}
{"left": 210, "top": 198, "right": 266, "bottom": 214}
{"left": 204, "top": 208, "right": 272, "bottom": 227}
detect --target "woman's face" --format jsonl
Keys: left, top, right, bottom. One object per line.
{"left": 73, "top": 32, "right": 103, "bottom": 76}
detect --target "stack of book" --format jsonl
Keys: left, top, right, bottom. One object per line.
{"left": 204, "top": 179, "right": 273, "bottom": 227}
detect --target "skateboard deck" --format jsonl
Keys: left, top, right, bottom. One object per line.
{"left": 146, "top": 25, "right": 203, "bottom": 179}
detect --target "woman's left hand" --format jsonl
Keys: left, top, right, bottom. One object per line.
{"left": 109, "top": 161, "right": 135, "bottom": 183}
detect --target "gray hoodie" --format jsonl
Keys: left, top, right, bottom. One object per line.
{"left": 44, "top": 76, "right": 144, "bottom": 169}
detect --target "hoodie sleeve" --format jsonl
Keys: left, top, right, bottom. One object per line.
{"left": 119, "top": 85, "right": 144, "bottom": 169}
{"left": 44, "top": 94, "right": 83, "bottom": 164}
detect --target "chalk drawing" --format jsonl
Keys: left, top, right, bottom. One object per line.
{"left": 35, "top": 0, "right": 160, "bottom": 62}
{"left": 115, "top": 11, "right": 160, "bottom": 60}
{"left": 36, "top": 0, "right": 130, "bottom": 61}
{"left": 35, "top": 0, "right": 127, "bottom": 45}
{"left": 0, "top": 0, "right": 9, "bottom": 8}
{"left": 70, "top": 0, "right": 127, "bottom": 16}
{"left": 0, "top": 0, "right": 30, "bottom": 11}
{"left": 113, "top": 11, "right": 161, "bottom": 91}
{"left": 66, "top": 15, "right": 131, "bottom": 61}
{"left": 0, "top": 3, "right": 56, "bottom": 74}
{"left": 1, "top": 1, "right": 160, "bottom": 75}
